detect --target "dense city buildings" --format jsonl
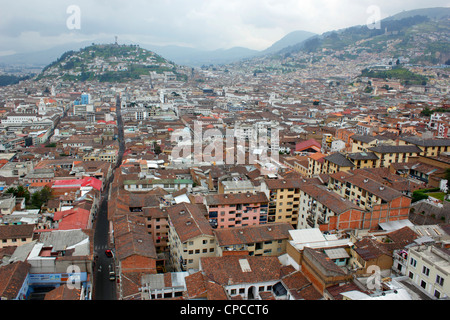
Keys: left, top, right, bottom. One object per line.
{"left": 0, "top": 6, "right": 449, "bottom": 304}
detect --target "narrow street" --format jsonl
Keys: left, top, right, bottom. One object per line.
{"left": 92, "top": 94, "right": 125, "bottom": 300}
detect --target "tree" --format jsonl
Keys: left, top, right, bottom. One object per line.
{"left": 4, "top": 185, "right": 30, "bottom": 203}
{"left": 153, "top": 142, "right": 162, "bottom": 155}
{"left": 421, "top": 106, "right": 433, "bottom": 117}
{"left": 30, "top": 186, "right": 53, "bottom": 209}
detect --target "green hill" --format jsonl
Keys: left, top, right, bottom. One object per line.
{"left": 36, "top": 44, "right": 185, "bottom": 83}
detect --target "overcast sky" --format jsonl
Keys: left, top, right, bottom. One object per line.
{"left": 0, "top": 0, "right": 449, "bottom": 56}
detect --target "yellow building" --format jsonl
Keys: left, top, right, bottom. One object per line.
{"left": 368, "top": 145, "right": 421, "bottom": 167}
{"left": 345, "top": 152, "right": 379, "bottom": 169}
{"left": 307, "top": 152, "right": 327, "bottom": 177}
{"left": 321, "top": 153, "right": 355, "bottom": 174}
{"left": 213, "top": 223, "right": 293, "bottom": 257}
{"left": 401, "top": 137, "right": 450, "bottom": 157}
{"left": 167, "top": 203, "right": 216, "bottom": 272}
{"left": 261, "top": 179, "right": 307, "bottom": 228}
{"left": 350, "top": 135, "right": 396, "bottom": 153}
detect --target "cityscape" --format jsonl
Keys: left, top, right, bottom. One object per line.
{"left": 0, "top": 2, "right": 449, "bottom": 307}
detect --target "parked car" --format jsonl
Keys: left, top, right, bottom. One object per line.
{"left": 105, "top": 249, "right": 113, "bottom": 257}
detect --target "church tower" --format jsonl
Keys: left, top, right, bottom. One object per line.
{"left": 38, "top": 98, "right": 46, "bottom": 115}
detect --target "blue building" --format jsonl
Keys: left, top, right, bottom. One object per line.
{"left": 81, "top": 93, "right": 90, "bottom": 105}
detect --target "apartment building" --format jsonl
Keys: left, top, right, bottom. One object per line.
{"left": 328, "top": 171, "right": 411, "bottom": 230}
{"left": 213, "top": 223, "right": 293, "bottom": 257}
{"left": 350, "top": 135, "right": 395, "bottom": 153}
{"left": 143, "top": 207, "right": 169, "bottom": 251}
{"left": 406, "top": 244, "right": 450, "bottom": 299}
{"left": 368, "top": 145, "right": 422, "bottom": 168}
{"left": 307, "top": 152, "right": 326, "bottom": 177}
{"left": 167, "top": 203, "right": 216, "bottom": 272}
{"left": 346, "top": 152, "right": 379, "bottom": 169}
{"left": 204, "top": 192, "right": 269, "bottom": 229}
{"left": 401, "top": 137, "right": 450, "bottom": 157}
{"left": 322, "top": 153, "right": 355, "bottom": 174}
{"left": 260, "top": 179, "right": 307, "bottom": 228}
{"left": 297, "top": 184, "right": 366, "bottom": 232}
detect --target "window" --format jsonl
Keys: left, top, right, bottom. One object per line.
{"left": 434, "top": 290, "right": 441, "bottom": 299}
{"left": 436, "top": 275, "right": 444, "bottom": 286}
{"left": 410, "top": 258, "right": 417, "bottom": 267}
{"left": 422, "top": 266, "right": 430, "bottom": 277}
{"left": 420, "top": 280, "right": 427, "bottom": 289}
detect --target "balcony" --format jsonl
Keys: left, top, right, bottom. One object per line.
{"left": 306, "top": 215, "right": 315, "bottom": 228}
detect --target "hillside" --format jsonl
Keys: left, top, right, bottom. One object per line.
{"left": 261, "top": 30, "right": 316, "bottom": 55}
{"left": 279, "top": 7, "right": 450, "bottom": 66}
{"left": 36, "top": 44, "right": 185, "bottom": 83}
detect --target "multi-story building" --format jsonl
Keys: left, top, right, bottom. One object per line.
{"left": 406, "top": 244, "right": 450, "bottom": 299}
{"left": 260, "top": 179, "right": 306, "bottom": 228}
{"left": 213, "top": 223, "right": 293, "bottom": 257}
{"left": 204, "top": 192, "right": 269, "bottom": 228}
{"left": 368, "top": 145, "right": 422, "bottom": 168}
{"left": 321, "top": 153, "right": 355, "bottom": 174}
{"left": 143, "top": 207, "right": 169, "bottom": 252}
{"left": 297, "top": 184, "right": 366, "bottom": 232}
{"left": 307, "top": 152, "right": 326, "bottom": 177}
{"left": 328, "top": 171, "right": 411, "bottom": 230}
{"left": 401, "top": 137, "right": 450, "bottom": 157}
{"left": 345, "top": 152, "right": 379, "bottom": 170}
{"left": 167, "top": 203, "right": 216, "bottom": 272}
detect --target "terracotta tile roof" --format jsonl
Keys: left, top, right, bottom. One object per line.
{"left": 353, "top": 238, "right": 390, "bottom": 261}
{"left": 0, "top": 224, "right": 35, "bottom": 240}
{"left": 0, "top": 261, "right": 31, "bottom": 300}
{"left": 300, "top": 184, "right": 362, "bottom": 214}
{"left": 113, "top": 215, "right": 157, "bottom": 261}
{"left": 185, "top": 271, "right": 208, "bottom": 299}
{"left": 205, "top": 192, "right": 268, "bottom": 206}
{"left": 200, "top": 255, "right": 283, "bottom": 286}
{"left": 330, "top": 171, "right": 403, "bottom": 202}
{"left": 325, "top": 282, "right": 364, "bottom": 300}
{"left": 214, "top": 223, "right": 293, "bottom": 246}
{"left": 44, "top": 284, "right": 81, "bottom": 300}
{"left": 303, "top": 247, "right": 347, "bottom": 276}
{"left": 263, "top": 178, "right": 308, "bottom": 190}
{"left": 167, "top": 203, "right": 213, "bottom": 243}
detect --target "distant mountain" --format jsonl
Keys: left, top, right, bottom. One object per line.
{"left": 147, "top": 30, "right": 316, "bottom": 66}
{"left": 260, "top": 30, "right": 316, "bottom": 55}
{"left": 36, "top": 44, "right": 184, "bottom": 83}
{"left": 147, "top": 45, "right": 259, "bottom": 67}
{"left": 0, "top": 41, "right": 100, "bottom": 68}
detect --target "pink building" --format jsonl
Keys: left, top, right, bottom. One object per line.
{"left": 204, "top": 192, "right": 269, "bottom": 229}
